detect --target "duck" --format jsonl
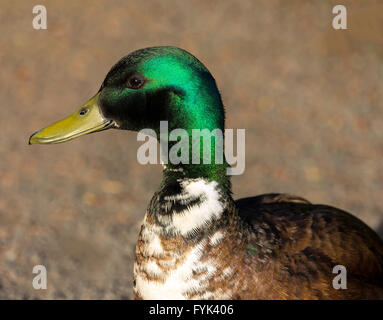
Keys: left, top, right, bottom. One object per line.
{"left": 29, "top": 46, "right": 383, "bottom": 300}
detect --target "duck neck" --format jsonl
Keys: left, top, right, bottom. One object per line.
{"left": 143, "top": 127, "right": 234, "bottom": 240}
{"left": 146, "top": 132, "right": 234, "bottom": 235}
{"left": 161, "top": 160, "right": 232, "bottom": 195}
{"left": 147, "top": 77, "right": 236, "bottom": 237}
{"left": 157, "top": 118, "right": 232, "bottom": 194}
{"left": 147, "top": 172, "right": 235, "bottom": 241}
{"left": 156, "top": 70, "right": 231, "bottom": 190}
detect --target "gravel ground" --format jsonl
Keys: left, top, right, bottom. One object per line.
{"left": 0, "top": 0, "right": 382, "bottom": 299}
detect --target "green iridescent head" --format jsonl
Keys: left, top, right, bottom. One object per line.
{"left": 99, "top": 46, "right": 225, "bottom": 134}
{"left": 29, "top": 46, "right": 229, "bottom": 184}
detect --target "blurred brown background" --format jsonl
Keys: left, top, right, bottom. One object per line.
{"left": 0, "top": 0, "right": 382, "bottom": 299}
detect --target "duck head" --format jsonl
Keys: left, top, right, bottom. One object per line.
{"left": 29, "top": 46, "right": 230, "bottom": 184}
{"left": 29, "top": 46, "right": 224, "bottom": 141}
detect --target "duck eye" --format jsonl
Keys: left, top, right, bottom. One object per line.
{"left": 127, "top": 75, "right": 145, "bottom": 89}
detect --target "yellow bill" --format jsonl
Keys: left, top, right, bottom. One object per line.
{"left": 29, "top": 93, "right": 115, "bottom": 145}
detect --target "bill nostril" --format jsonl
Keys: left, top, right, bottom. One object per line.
{"left": 79, "top": 108, "right": 89, "bottom": 116}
